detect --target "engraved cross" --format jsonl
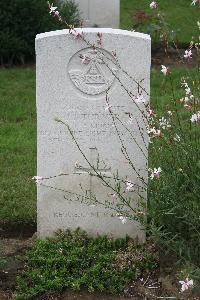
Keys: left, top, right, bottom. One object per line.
{"left": 74, "top": 147, "right": 111, "bottom": 198}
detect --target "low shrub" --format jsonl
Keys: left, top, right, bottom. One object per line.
{"left": 14, "top": 229, "right": 158, "bottom": 299}
{"left": 0, "top": 0, "right": 80, "bottom": 66}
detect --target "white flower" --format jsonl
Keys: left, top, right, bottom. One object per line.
{"left": 191, "top": 0, "right": 198, "bottom": 5}
{"left": 32, "top": 176, "right": 44, "bottom": 184}
{"left": 105, "top": 103, "right": 112, "bottom": 112}
{"left": 174, "top": 134, "right": 181, "bottom": 142}
{"left": 179, "top": 278, "right": 194, "bottom": 292}
{"left": 190, "top": 111, "right": 200, "bottom": 123}
{"left": 150, "top": 1, "right": 157, "bottom": 9}
{"left": 49, "top": 3, "right": 58, "bottom": 14}
{"left": 54, "top": 10, "right": 60, "bottom": 17}
{"left": 137, "top": 210, "right": 146, "bottom": 216}
{"left": 48, "top": 2, "right": 62, "bottom": 21}
{"left": 118, "top": 215, "right": 127, "bottom": 224}
{"left": 181, "top": 80, "right": 189, "bottom": 88}
{"left": 159, "top": 117, "right": 171, "bottom": 129}
{"left": 184, "top": 49, "right": 192, "bottom": 59}
{"left": 185, "top": 87, "right": 191, "bottom": 95}
{"left": 197, "top": 21, "right": 200, "bottom": 30}
{"left": 149, "top": 167, "right": 162, "bottom": 180}
{"left": 167, "top": 111, "right": 173, "bottom": 116}
{"left": 69, "top": 29, "right": 84, "bottom": 39}
{"left": 79, "top": 54, "right": 90, "bottom": 64}
{"left": 148, "top": 127, "right": 162, "bottom": 138}
{"left": 126, "top": 181, "right": 134, "bottom": 192}
{"left": 147, "top": 108, "right": 156, "bottom": 119}
{"left": 161, "top": 65, "right": 168, "bottom": 76}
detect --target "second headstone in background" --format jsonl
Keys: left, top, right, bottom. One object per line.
{"left": 74, "top": 0, "right": 120, "bottom": 28}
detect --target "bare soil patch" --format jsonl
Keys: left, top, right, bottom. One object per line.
{"left": 152, "top": 47, "right": 199, "bottom": 69}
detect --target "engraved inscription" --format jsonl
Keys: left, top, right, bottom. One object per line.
{"left": 53, "top": 211, "right": 116, "bottom": 219}
{"left": 68, "top": 48, "right": 118, "bottom": 96}
{"left": 39, "top": 105, "right": 129, "bottom": 145}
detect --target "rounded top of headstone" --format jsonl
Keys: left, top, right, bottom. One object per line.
{"left": 36, "top": 28, "right": 151, "bottom": 41}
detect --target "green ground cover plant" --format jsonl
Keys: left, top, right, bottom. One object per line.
{"left": 121, "top": 0, "right": 199, "bottom": 45}
{"left": 14, "top": 229, "right": 158, "bottom": 299}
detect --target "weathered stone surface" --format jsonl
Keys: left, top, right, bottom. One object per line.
{"left": 75, "top": 0, "right": 120, "bottom": 28}
{"left": 36, "top": 28, "right": 151, "bottom": 241}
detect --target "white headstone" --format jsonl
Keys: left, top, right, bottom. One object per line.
{"left": 75, "top": 0, "right": 120, "bottom": 28}
{"left": 36, "top": 28, "right": 151, "bottom": 242}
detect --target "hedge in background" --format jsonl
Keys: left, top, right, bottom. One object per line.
{"left": 0, "top": 0, "right": 80, "bottom": 66}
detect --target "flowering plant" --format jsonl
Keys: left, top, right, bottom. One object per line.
{"left": 33, "top": 1, "right": 200, "bottom": 293}
{"left": 132, "top": 1, "right": 178, "bottom": 49}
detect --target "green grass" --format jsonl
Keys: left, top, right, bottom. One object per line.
{"left": 0, "top": 66, "right": 198, "bottom": 223}
{"left": 0, "top": 68, "right": 36, "bottom": 222}
{"left": 121, "top": 0, "right": 199, "bottom": 44}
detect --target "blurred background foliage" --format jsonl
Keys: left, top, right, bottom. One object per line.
{"left": 0, "top": 0, "right": 199, "bottom": 66}
{"left": 0, "top": 0, "right": 80, "bottom": 66}
{"left": 121, "top": 0, "right": 199, "bottom": 46}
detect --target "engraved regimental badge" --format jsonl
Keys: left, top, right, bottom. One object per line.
{"left": 68, "top": 48, "right": 118, "bottom": 96}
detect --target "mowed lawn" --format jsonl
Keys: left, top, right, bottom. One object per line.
{"left": 121, "top": 0, "right": 199, "bottom": 44}
{"left": 0, "top": 68, "right": 36, "bottom": 223}
{"left": 0, "top": 66, "right": 198, "bottom": 223}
